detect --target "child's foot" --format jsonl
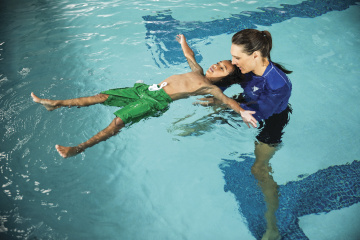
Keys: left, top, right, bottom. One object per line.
{"left": 55, "top": 145, "right": 83, "bottom": 158}
{"left": 31, "top": 92, "right": 59, "bottom": 111}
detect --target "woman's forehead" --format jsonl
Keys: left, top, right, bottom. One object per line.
{"left": 230, "top": 44, "right": 246, "bottom": 55}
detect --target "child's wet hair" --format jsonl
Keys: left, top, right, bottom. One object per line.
{"left": 215, "top": 61, "right": 244, "bottom": 88}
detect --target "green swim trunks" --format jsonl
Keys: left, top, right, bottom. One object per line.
{"left": 101, "top": 83, "right": 173, "bottom": 125}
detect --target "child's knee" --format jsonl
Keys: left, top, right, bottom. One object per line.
{"left": 114, "top": 117, "right": 125, "bottom": 127}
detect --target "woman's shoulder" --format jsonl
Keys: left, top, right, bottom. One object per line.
{"left": 264, "top": 63, "right": 291, "bottom": 90}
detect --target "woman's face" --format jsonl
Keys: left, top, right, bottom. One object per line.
{"left": 230, "top": 44, "right": 256, "bottom": 74}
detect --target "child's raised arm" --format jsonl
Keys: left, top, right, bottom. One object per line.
{"left": 176, "top": 34, "right": 204, "bottom": 75}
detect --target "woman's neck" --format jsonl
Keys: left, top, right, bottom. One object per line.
{"left": 252, "top": 58, "right": 270, "bottom": 76}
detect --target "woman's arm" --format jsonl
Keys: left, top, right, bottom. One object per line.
{"left": 176, "top": 34, "right": 204, "bottom": 75}
{"left": 207, "top": 86, "right": 258, "bottom": 128}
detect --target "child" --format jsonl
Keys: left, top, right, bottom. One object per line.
{"left": 31, "top": 34, "right": 257, "bottom": 158}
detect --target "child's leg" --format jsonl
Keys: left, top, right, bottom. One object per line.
{"left": 55, "top": 117, "right": 125, "bottom": 158}
{"left": 31, "top": 92, "right": 109, "bottom": 111}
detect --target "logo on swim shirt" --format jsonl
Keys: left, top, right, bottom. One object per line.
{"left": 252, "top": 86, "right": 259, "bottom": 92}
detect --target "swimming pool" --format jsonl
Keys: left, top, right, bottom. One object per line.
{"left": 0, "top": 0, "right": 359, "bottom": 239}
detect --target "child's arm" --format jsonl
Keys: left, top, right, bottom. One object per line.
{"left": 208, "top": 86, "right": 258, "bottom": 128}
{"left": 176, "top": 34, "right": 204, "bottom": 75}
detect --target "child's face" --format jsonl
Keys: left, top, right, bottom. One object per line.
{"left": 205, "top": 60, "right": 234, "bottom": 81}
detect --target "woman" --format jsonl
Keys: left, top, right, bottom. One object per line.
{"left": 231, "top": 29, "right": 292, "bottom": 240}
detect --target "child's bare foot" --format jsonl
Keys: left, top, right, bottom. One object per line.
{"left": 31, "top": 92, "right": 59, "bottom": 111}
{"left": 55, "top": 145, "right": 83, "bottom": 158}
{"left": 261, "top": 229, "right": 281, "bottom": 240}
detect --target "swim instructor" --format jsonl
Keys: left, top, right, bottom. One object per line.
{"left": 226, "top": 29, "right": 293, "bottom": 240}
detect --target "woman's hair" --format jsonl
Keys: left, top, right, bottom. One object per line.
{"left": 232, "top": 29, "right": 292, "bottom": 74}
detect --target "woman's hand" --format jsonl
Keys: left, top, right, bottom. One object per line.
{"left": 240, "top": 110, "right": 258, "bottom": 128}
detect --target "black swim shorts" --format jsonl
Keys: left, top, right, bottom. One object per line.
{"left": 256, "top": 104, "right": 292, "bottom": 145}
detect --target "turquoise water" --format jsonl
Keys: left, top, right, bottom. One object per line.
{"left": 0, "top": 0, "right": 359, "bottom": 239}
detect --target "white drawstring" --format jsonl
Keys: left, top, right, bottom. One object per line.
{"left": 148, "top": 82, "right": 167, "bottom": 91}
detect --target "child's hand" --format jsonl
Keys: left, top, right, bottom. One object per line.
{"left": 176, "top": 34, "right": 186, "bottom": 44}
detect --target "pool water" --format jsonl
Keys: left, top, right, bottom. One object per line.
{"left": 0, "top": 0, "right": 359, "bottom": 239}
